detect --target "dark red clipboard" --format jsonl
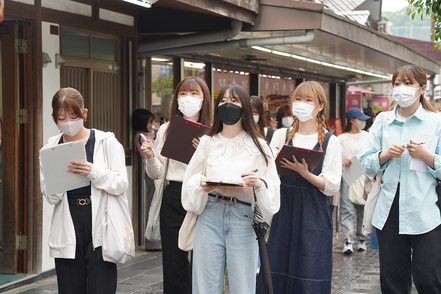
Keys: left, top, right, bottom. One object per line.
{"left": 275, "top": 145, "right": 324, "bottom": 179}
{"left": 161, "top": 115, "right": 210, "bottom": 164}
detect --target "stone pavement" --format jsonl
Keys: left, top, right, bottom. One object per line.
{"left": 0, "top": 233, "right": 418, "bottom": 294}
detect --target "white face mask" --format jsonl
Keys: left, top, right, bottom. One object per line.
{"left": 57, "top": 119, "right": 84, "bottom": 137}
{"left": 253, "top": 115, "right": 260, "bottom": 124}
{"left": 393, "top": 86, "right": 421, "bottom": 108}
{"left": 353, "top": 119, "right": 366, "bottom": 130}
{"left": 281, "top": 116, "right": 294, "bottom": 127}
{"left": 292, "top": 102, "right": 316, "bottom": 122}
{"left": 178, "top": 96, "right": 202, "bottom": 118}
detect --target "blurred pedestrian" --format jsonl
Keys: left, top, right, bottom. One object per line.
{"left": 251, "top": 95, "right": 275, "bottom": 142}
{"left": 338, "top": 108, "right": 370, "bottom": 254}
{"left": 132, "top": 108, "right": 162, "bottom": 251}
{"left": 276, "top": 104, "right": 293, "bottom": 129}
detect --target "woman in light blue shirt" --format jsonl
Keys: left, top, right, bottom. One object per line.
{"left": 360, "top": 64, "right": 441, "bottom": 293}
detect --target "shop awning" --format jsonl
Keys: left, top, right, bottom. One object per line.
{"left": 347, "top": 86, "right": 376, "bottom": 94}
{"left": 237, "top": 0, "right": 440, "bottom": 78}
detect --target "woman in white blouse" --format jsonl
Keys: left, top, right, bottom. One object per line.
{"left": 141, "top": 77, "right": 212, "bottom": 294}
{"left": 257, "top": 81, "right": 342, "bottom": 294}
{"left": 182, "top": 84, "right": 280, "bottom": 294}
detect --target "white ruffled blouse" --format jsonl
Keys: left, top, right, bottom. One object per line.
{"left": 182, "top": 131, "right": 281, "bottom": 219}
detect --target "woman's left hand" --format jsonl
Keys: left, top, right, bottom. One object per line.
{"left": 241, "top": 172, "right": 262, "bottom": 189}
{"left": 192, "top": 137, "right": 200, "bottom": 149}
{"left": 280, "top": 156, "right": 309, "bottom": 177}
{"left": 68, "top": 161, "right": 92, "bottom": 177}
{"left": 407, "top": 140, "right": 429, "bottom": 159}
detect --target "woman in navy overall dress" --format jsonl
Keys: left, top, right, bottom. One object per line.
{"left": 257, "top": 81, "right": 342, "bottom": 293}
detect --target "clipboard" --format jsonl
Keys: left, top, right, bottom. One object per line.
{"left": 161, "top": 115, "right": 210, "bottom": 164}
{"left": 205, "top": 180, "right": 251, "bottom": 187}
{"left": 342, "top": 156, "right": 364, "bottom": 186}
{"left": 40, "top": 140, "right": 90, "bottom": 195}
{"left": 275, "top": 145, "right": 324, "bottom": 179}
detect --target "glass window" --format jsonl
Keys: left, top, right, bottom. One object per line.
{"left": 91, "top": 36, "right": 118, "bottom": 62}
{"left": 62, "top": 30, "right": 90, "bottom": 59}
{"left": 184, "top": 60, "right": 205, "bottom": 79}
{"left": 152, "top": 57, "right": 173, "bottom": 129}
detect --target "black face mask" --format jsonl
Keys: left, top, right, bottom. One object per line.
{"left": 218, "top": 102, "right": 242, "bottom": 125}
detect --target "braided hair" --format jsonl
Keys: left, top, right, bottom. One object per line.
{"left": 286, "top": 81, "right": 329, "bottom": 152}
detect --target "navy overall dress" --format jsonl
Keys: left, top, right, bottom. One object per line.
{"left": 257, "top": 131, "right": 333, "bottom": 294}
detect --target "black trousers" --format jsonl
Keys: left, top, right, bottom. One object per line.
{"left": 160, "top": 181, "right": 191, "bottom": 294}
{"left": 55, "top": 201, "right": 117, "bottom": 294}
{"left": 376, "top": 186, "right": 441, "bottom": 294}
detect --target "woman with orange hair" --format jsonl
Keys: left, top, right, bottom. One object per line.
{"left": 257, "top": 81, "right": 342, "bottom": 294}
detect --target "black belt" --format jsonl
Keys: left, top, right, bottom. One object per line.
{"left": 68, "top": 197, "right": 91, "bottom": 206}
{"left": 208, "top": 192, "right": 251, "bottom": 206}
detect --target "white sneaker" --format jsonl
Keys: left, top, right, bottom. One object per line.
{"left": 358, "top": 240, "right": 367, "bottom": 251}
{"left": 343, "top": 239, "right": 353, "bottom": 254}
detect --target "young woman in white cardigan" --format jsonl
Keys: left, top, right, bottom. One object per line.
{"left": 182, "top": 84, "right": 280, "bottom": 294}
{"left": 40, "top": 88, "right": 128, "bottom": 294}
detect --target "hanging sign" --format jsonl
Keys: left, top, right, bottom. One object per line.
{"left": 0, "top": 0, "right": 4, "bottom": 23}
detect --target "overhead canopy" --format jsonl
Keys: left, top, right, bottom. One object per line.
{"left": 137, "top": 0, "right": 440, "bottom": 82}
{"left": 348, "top": 86, "right": 375, "bottom": 94}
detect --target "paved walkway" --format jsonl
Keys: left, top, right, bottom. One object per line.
{"left": 0, "top": 233, "right": 418, "bottom": 294}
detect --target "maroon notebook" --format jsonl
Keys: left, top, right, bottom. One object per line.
{"left": 275, "top": 145, "right": 324, "bottom": 179}
{"left": 161, "top": 115, "right": 210, "bottom": 164}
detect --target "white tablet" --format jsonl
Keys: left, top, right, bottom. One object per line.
{"left": 40, "top": 140, "right": 90, "bottom": 195}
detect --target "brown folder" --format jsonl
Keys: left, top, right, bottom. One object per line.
{"left": 160, "top": 115, "right": 210, "bottom": 164}
{"left": 275, "top": 145, "right": 324, "bottom": 179}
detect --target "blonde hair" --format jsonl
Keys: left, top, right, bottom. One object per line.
{"left": 287, "top": 81, "right": 328, "bottom": 152}
{"left": 389, "top": 65, "right": 436, "bottom": 112}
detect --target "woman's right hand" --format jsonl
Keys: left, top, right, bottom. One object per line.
{"left": 140, "top": 140, "right": 155, "bottom": 159}
{"left": 343, "top": 158, "right": 352, "bottom": 166}
{"left": 384, "top": 144, "right": 405, "bottom": 159}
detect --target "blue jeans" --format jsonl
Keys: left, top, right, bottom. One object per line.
{"left": 340, "top": 179, "right": 366, "bottom": 242}
{"left": 192, "top": 197, "right": 258, "bottom": 294}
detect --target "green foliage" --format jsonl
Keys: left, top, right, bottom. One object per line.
{"left": 152, "top": 74, "right": 174, "bottom": 97}
{"left": 407, "top": 0, "right": 441, "bottom": 50}
{"left": 383, "top": 7, "right": 431, "bottom": 41}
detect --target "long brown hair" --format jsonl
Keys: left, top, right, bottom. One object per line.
{"left": 52, "top": 88, "right": 86, "bottom": 123}
{"left": 286, "top": 81, "right": 328, "bottom": 152}
{"left": 166, "top": 77, "right": 212, "bottom": 136}
{"left": 206, "top": 84, "right": 270, "bottom": 165}
{"left": 389, "top": 64, "right": 436, "bottom": 112}
{"left": 250, "top": 96, "right": 266, "bottom": 138}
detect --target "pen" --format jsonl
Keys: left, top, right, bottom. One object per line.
{"left": 404, "top": 142, "right": 425, "bottom": 148}
{"left": 241, "top": 169, "right": 258, "bottom": 178}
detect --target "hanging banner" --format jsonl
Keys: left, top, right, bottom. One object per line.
{"left": 0, "top": 0, "right": 3, "bottom": 23}
{"left": 213, "top": 71, "right": 250, "bottom": 95}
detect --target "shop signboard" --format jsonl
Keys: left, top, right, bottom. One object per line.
{"left": 372, "top": 96, "right": 390, "bottom": 112}
{"left": 213, "top": 71, "right": 250, "bottom": 94}
{"left": 0, "top": 0, "right": 4, "bottom": 23}
{"left": 346, "top": 93, "right": 361, "bottom": 111}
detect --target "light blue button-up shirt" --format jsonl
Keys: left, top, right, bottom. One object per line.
{"left": 360, "top": 104, "right": 441, "bottom": 234}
